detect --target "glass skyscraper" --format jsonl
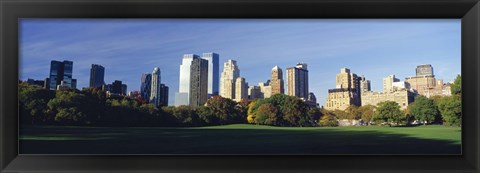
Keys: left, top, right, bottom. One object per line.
{"left": 48, "top": 60, "right": 76, "bottom": 90}
{"left": 89, "top": 64, "right": 105, "bottom": 88}
{"left": 202, "top": 52, "right": 219, "bottom": 97}
{"left": 150, "top": 67, "right": 162, "bottom": 107}
{"left": 175, "top": 54, "right": 199, "bottom": 106}
{"left": 140, "top": 73, "right": 152, "bottom": 102}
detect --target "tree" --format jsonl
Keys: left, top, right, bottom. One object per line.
{"left": 409, "top": 96, "right": 440, "bottom": 125}
{"left": 450, "top": 74, "right": 461, "bottom": 95}
{"left": 437, "top": 95, "right": 461, "bottom": 126}
{"left": 318, "top": 111, "right": 338, "bottom": 127}
{"left": 47, "top": 90, "right": 90, "bottom": 125}
{"left": 196, "top": 106, "right": 215, "bottom": 125}
{"left": 19, "top": 84, "right": 55, "bottom": 124}
{"left": 357, "top": 105, "right": 376, "bottom": 124}
{"left": 254, "top": 103, "right": 279, "bottom": 125}
{"left": 306, "top": 107, "right": 323, "bottom": 125}
{"left": 332, "top": 110, "right": 350, "bottom": 120}
{"left": 171, "top": 105, "right": 199, "bottom": 126}
{"left": 205, "top": 96, "right": 242, "bottom": 124}
{"left": 345, "top": 105, "right": 361, "bottom": 120}
{"left": 372, "top": 101, "right": 405, "bottom": 126}
{"left": 282, "top": 96, "right": 308, "bottom": 126}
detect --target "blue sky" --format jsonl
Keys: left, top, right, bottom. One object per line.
{"left": 19, "top": 19, "right": 461, "bottom": 107}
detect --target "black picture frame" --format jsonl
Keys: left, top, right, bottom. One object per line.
{"left": 1, "top": 0, "right": 479, "bottom": 172}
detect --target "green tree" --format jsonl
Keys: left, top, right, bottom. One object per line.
{"left": 437, "top": 95, "right": 462, "bottom": 126}
{"left": 19, "top": 83, "right": 55, "bottom": 124}
{"left": 205, "top": 96, "right": 241, "bottom": 124}
{"left": 171, "top": 105, "right": 199, "bottom": 126}
{"left": 306, "top": 107, "right": 323, "bottom": 125}
{"left": 332, "top": 110, "right": 350, "bottom": 119}
{"left": 253, "top": 103, "right": 279, "bottom": 125}
{"left": 372, "top": 101, "right": 405, "bottom": 126}
{"left": 345, "top": 105, "right": 361, "bottom": 120}
{"left": 450, "top": 74, "right": 461, "bottom": 95}
{"left": 282, "top": 96, "right": 308, "bottom": 126}
{"left": 318, "top": 111, "right": 338, "bottom": 127}
{"left": 357, "top": 105, "right": 376, "bottom": 124}
{"left": 47, "top": 90, "right": 90, "bottom": 125}
{"left": 409, "top": 96, "right": 440, "bottom": 125}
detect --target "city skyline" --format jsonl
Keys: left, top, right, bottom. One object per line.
{"left": 20, "top": 19, "right": 461, "bottom": 106}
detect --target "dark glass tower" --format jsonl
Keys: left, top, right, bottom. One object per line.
{"left": 48, "top": 60, "right": 75, "bottom": 90}
{"left": 160, "top": 84, "right": 169, "bottom": 106}
{"left": 140, "top": 73, "right": 152, "bottom": 102}
{"left": 89, "top": 64, "right": 105, "bottom": 88}
{"left": 189, "top": 57, "right": 209, "bottom": 108}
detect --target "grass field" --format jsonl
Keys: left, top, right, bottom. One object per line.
{"left": 19, "top": 124, "right": 461, "bottom": 154}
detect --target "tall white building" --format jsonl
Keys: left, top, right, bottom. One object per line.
{"left": 150, "top": 67, "right": 161, "bottom": 107}
{"left": 383, "top": 75, "right": 400, "bottom": 93}
{"left": 220, "top": 59, "right": 240, "bottom": 99}
{"left": 235, "top": 77, "right": 248, "bottom": 102}
{"left": 201, "top": 53, "right": 219, "bottom": 97}
{"left": 286, "top": 63, "right": 309, "bottom": 100}
{"left": 175, "top": 54, "right": 199, "bottom": 106}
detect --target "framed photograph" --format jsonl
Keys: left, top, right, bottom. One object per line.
{"left": 1, "top": 0, "right": 479, "bottom": 172}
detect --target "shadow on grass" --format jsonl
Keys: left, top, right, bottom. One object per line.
{"left": 19, "top": 125, "right": 461, "bottom": 155}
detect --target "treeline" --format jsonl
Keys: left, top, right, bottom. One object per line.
{"left": 19, "top": 75, "right": 461, "bottom": 127}
{"left": 19, "top": 83, "right": 249, "bottom": 127}
{"left": 19, "top": 82, "right": 322, "bottom": 127}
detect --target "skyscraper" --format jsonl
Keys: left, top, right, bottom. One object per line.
{"left": 89, "top": 64, "right": 105, "bottom": 88}
{"left": 202, "top": 52, "right": 219, "bottom": 97}
{"left": 416, "top": 64, "right": 434, "bottom": 77}
{"left": 47, "top": 60, "right": 76, "bottom": 90}
{"left": 108, "top": 80, "right": 126, "bottom": 95}
{"left": 189, "top": 57, "right": 209, "bottom": 108}
{"left": 270, "top": 65, "right": 285, "bottom": 95}
{"left": 150, "top": 67, "right": 161, "bottom": 107}
{"left": 235, "top": 77, "right": 248, "bottom": 102}
{"left": 359, "top": 75, "right": 371, "bottom": 94}
{"left": 175, "top": 54, "right": 199, "bottom": 106}
{"left": 286, "top": 63, "right": 309, "bottom": 100}
{"left": 220, "top": 59, "right": 240, "bottom": 99}
{"left": 141, "top": 73, "right": 152, "bottom": 102}
{"left": 383, "top": 75, "right": 400, "bottom": 93}
{"left": 325, "top": 68, "right": 361, "bottom": 110}
{"left": 160, "top": 84, "right": 169, "bottom": 106}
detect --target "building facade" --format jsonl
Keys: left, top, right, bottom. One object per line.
{"left": 259, "top": 82, "right": 272, "bottom": 98}
{"left": 160, "top": 84, "right": 169, "bottom": 106}
{"left": 416, "top": 64, "right": 434, "bottom": 77}
{"left": 383, "top": 75, "right": 400, "bottom": 93}
{"left": 325, "top": 88, "right": 360, "bottom": 110}
{"left": 140, "top": 73, "right": 152, "bottom": 102}
{"left": 89, "top": 64, "right": 105, "bottom": 88}
{"left": 361, "top": 89, "right": 416, "bottom": 110}
{"left": 26, "top": 79, "right": 45, "bottom": 87}
{"left": 47, "top": 60, "right": 76, "bottom": 90}
{"left": 270, "top": 66, "right": 285, "bottom": 95}
{"left": 220, "top": 59, "right": 240, "bottom": 99}
{"left": 150, "top": 67, "right": 162, "bottom": 107}
{"left": 248, "top": 86, "right": 263, "bottom": 100}
{"left": 189, "top": 58, "right": 209, "bottom": 108}
{"left": 202, "top": 52, "right": 220, "bottom": 97}
{"left": 235, "top": 77, "right": 248, "bottom": 102}
{"left": 286, "top": 63, "right": 309, "bottom": 100}
{"left": 405, "top": 64, "right": 451, "bottom": 98}
{"left": 104, "top": 80, "right": 127, "bottom": 97}
{"left": 325, "top": 68, "right": 362, "bottom": 110}
{"left": 175, "top": 54, "right": 199, "bottom": 106}
{"left": 359, "top": 75, "right": 371, "bottom": 94}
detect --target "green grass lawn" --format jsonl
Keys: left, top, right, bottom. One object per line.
{"left": 19, "top": 124, "right": 461, "bottom": 154}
